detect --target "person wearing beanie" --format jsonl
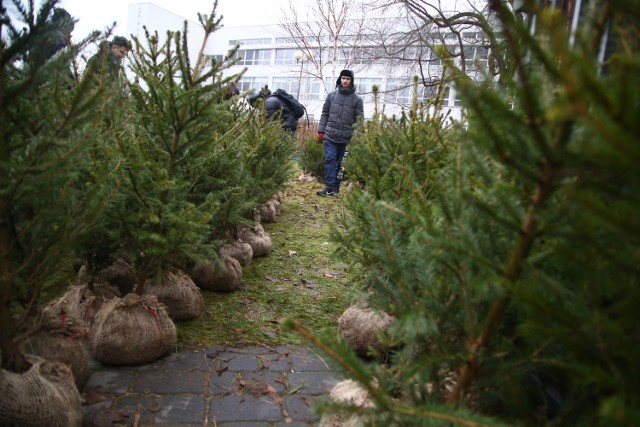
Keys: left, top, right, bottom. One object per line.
{"left": 84, "top": 35, "right": 131, "bottom": 85}
{"left": 316, "top": 69, "right": 364, "bottom": 197}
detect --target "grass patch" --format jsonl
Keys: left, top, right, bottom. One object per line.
{"left": 176, "top": 171, "right": 360, "bottom": 350}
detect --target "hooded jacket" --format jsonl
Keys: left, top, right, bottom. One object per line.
{"left": 318, "top": 70, "right": 364, "bottom": 143}
{"left": 249, "top": 91, "right": 299, "bottom": 132}
{"left": 264, "top": 95, "right": 299, "bottom": 132}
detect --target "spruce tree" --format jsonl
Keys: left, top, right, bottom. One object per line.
{"left": 101, "top": 4, "right": 295, "bottom": 293}
{"left": 288, "top": 1, "right": 640, "bottom": 425}
{"left": 0, "top": 0, "right": 122, "bottom": 371}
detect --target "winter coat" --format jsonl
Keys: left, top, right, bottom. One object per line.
{"left": 84, "top": 42, "right": 123, "bottom": 85}
{"left": 265, "top": 95, "right": 299, "bottom": 132}
{"left": 318, "top": 86, "right": 364, "bottom": 143}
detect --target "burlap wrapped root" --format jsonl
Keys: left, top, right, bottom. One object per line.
{"left": 144, "top": 269, "right": 204, "bottom": 321}
{"left": 47, "top": 282, "right": 120, "bottom": 327}
{"left": 96, "top": 256, "right": 136, "bottom": 295}
{"left": 220, "top": 239, "right": 253, "bottom": 266}
{"left": 191, "top": 254, "right": 242, "bottom": 292}
{"left": 337, "top": 304, "right": 396, "bottom": 358}
{"left": 258, "top": 198, "right": 282, "bottom": 223}
{"left": 317, "top": 379, "right": 373, "bottom": 427}
{"left": 238, "top": 223, "right": 272, "bottom": 257}
{"left": 0, "top": 355, "right": 82, "bottom": 427}
{"left": 89, "top": 294, "right": 176, "bottom": 365}
{"left": 19, "top": 303, "right": 90, "bottom": 388}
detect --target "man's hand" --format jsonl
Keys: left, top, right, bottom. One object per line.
{"left": 317, "top": 132, "right": 324, "bottom": 143}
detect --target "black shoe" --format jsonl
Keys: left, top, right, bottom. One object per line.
{"left": 316, "top": 187, "right": 339, "bottom": 197}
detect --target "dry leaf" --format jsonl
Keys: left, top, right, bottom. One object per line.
{"left": 288, "top": 250, "right": 297, "bottom": 257}
{"left": 83, "top": 391, "right": 110, "bottom": 405}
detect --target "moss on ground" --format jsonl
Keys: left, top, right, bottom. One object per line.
{"left": 176, "top": 172, "right": 360, "bottom": 349}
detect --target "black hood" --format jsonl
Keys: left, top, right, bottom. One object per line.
{"left": 335, "top": 69, "right": 355, "bottom": 88}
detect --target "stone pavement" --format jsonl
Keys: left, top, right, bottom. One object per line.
{"left": 81, "top": 346, "right": 343, "bottom": 427}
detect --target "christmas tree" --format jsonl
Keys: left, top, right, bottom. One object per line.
{"left": 289, "top": 1, "right": 640, "bottom": 425}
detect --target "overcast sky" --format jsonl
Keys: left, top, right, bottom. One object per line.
{"left": 54, "top": 0, "right": 297, "bottom": 40}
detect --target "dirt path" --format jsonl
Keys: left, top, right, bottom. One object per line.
{"left": 176, "top": 176, "right": 355, "bottom": 349}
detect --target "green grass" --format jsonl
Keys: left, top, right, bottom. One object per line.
{"left": 176, "top": 172, "right": 361, "bottom": 350}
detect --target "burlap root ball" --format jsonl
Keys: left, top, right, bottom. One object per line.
{"left": 144, "top": 269, "right": 205, "bottom": 321}
{"left": 19, "top": 305, "right": 90, "bottom": 388}
{"left": 48, "top": 282, "right": 120, "bottom": 327}
{"left": 0, "top": 355, "right": 82, "bottom": 427}
{"left": 271, "top": 196, "right": 282, "bottom": 215}
{"left": 20, "top": 330, "right": 90, "bottom": 388}
{"left": 238, "top": 223, "right": 272, "bottom": 257}
{"left": 271, "top": 192, "right": 282, "bottom": 204}
{"left": 337, "top": 305, "right": 396, "bottom": 358}
{"left": 89, "top": 294, "right": 177, "bottom": 365}
{"left": 97, "top": 256, "right": 136, "bottom": 295}
{"left": 317, "top": 379, "right": 373, "bottom": 427}
{"left": 220, "top": 239, "right": 253, "bottom": 266}
{"left": 258, "top": 200, "right": 277, "bottom": 223}
{"left": 191, "top": 255, "right": 242, "bottom": 292}
{"left": 298, "top": 172, "right": 318, "bottom": 183}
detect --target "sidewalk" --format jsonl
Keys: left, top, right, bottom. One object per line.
{"left": 81, "top": 345, "right": 342, "bottom": 426}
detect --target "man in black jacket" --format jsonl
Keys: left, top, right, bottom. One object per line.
{"left": 316, "top": 69, "right": 364, "bottom": 197}
{"left": 248, "top": 87, "right": 299, "bottom": 133}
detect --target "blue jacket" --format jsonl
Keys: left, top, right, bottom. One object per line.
{"left": 318, "top": 86, "right": 364, "bottom": 143}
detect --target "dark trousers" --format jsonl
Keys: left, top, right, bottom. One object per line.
{"left": 322, "top": 137, "right": 347, "bottom": 189}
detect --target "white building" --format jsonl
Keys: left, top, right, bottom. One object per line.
{"left": 127, "top": 2, "right": 205, "bottom": 66}
{"left": 125, "top": 3, "right": 495, "bottom": 123}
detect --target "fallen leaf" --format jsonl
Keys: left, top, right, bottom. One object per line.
{"left": 323, "top": 273, "right": 335, "bottom": 278}
{"left": 89, "top": 408, "right": 129, "bottom": 426}
{"left": 265, "top": 275, "right": 279, "bottom": 283}
{"left": 83, "top": 391, "right": 110, "bottom": 405}
{"left": 288, "top": 250, "right": 297, "bottom": 257}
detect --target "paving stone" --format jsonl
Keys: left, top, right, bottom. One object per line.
{"left": 287, "top": 371, "right": 342, "bottom": 395}
{"left": 218, "top": 423, "right": 270, "bottom": 427}
{"left": 80, "top": 399, "right": 113, "bottom": 422}
{"left": 81, "top": 346, "right": 341, "bottom": 425}
{"left": 275, "top": 423, "right": 312, "bottom": 427}
{"left": 209, "top": 395, "right": 283, "bottom": 423}
{"left": 146, "top": 350, "right": 208, "bottom": 371}
{"left": 257, "top": 351, "right": 291, "bottom": 372}
{"left": 82, "top": 369, "right": 136, "bottom": 394}
{"left": 290, "top": 349, "right": 333, "bottom": 372}
{"left": 218, "top": 352, "right": 261, "bottom": 371}
{"left": 132, "top": 369, "right": 206, "bottom": 394}
{"left": 285, "top": 394, "right": 322, "bottom": 422}
{"left": 113, "top": 395, "right": 157, "bottom": 424}
{"left": 209, "top": 369, "right": 238, "bottom": 395}
{"left": 155, "top": 395, "right": 207, "bottom": 423}
{"left": 239, "top": 370, "right": 288, "bottom": 394}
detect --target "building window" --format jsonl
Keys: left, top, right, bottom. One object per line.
{"left": 229, "top": 38, "right": 271, "bottom": 46}
{"left": 238, "top": 76, "right": 269, "bottom": 93}
{"left": 444, "top": 87, "right": 463, "bottom": 107}
{"left": 463, "top": 45, "right": 489, "bottom": 70}
{"left": 356, "top": 78, "right": 382, "bottom": 103}
{"left": 275, "top": 36, "right": 297, "bottom": 44}
{"left": 275, "top": 49, "right": 300, "bottom": 65}
{"left": 385, "top": 79, "right": 413, "bottom": 104}
{"left": 235, "top": 49, "right": 272, "bottom": 66}
{"left": 271, "top": 77, "right": 321, "bottom": 102}
{"left": 272, "top": 77, "right": 298, "bottom": 95}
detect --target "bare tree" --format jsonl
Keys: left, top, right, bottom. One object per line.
{"left": 277, "top": 0, "right": 369, "bottom": 97}
{"left": 279, "top": 0, "right": 502, "bottom": 110}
